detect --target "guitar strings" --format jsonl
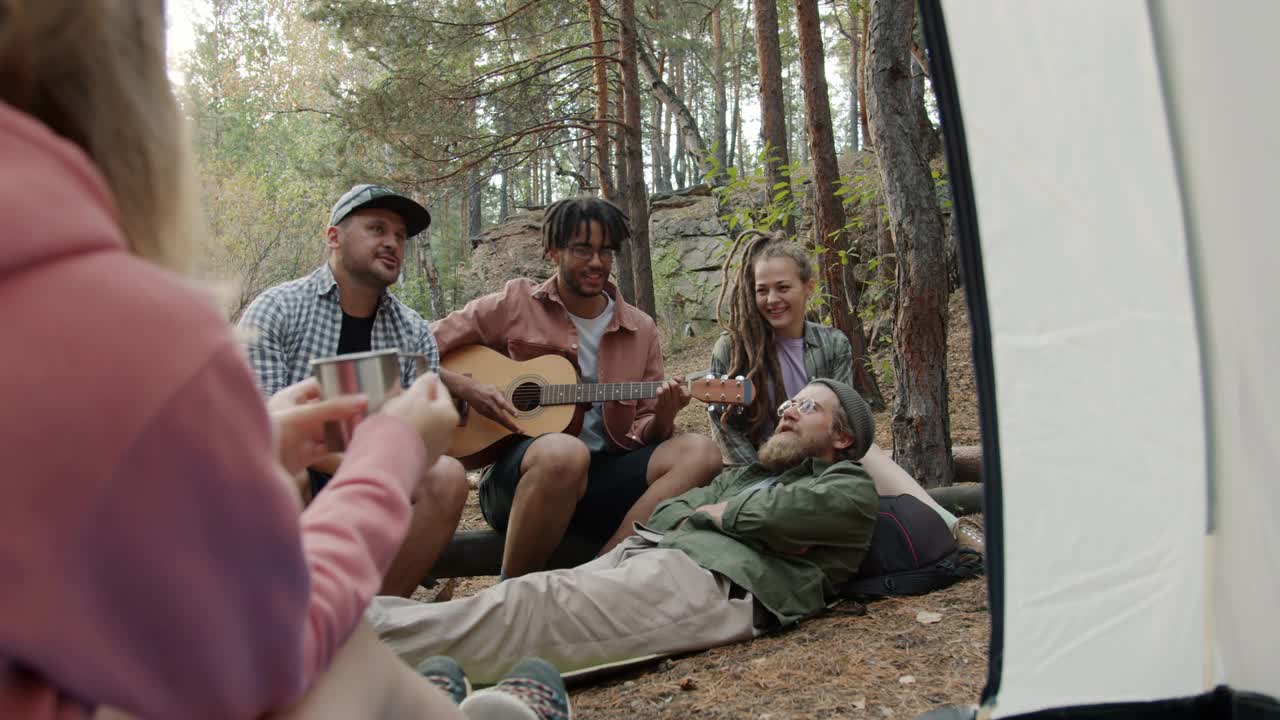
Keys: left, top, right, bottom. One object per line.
{"left": 508, "top": 382, "right": 666, "bottom": 402}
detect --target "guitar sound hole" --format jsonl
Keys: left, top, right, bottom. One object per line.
{"left": 511, "top": 382, "right": 542, "bottom": 412}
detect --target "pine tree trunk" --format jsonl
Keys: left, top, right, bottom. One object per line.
{"left": 637, "top": 41, "right": 709, "bottom": 185}
{"left": 794, "top": 0, "right": 884, "bottom": 410}
{"left": 531, "top": 154, "right": 541, "bottom": 208}
{"left": 468, "top": 174, "right": 483, "bottom": 240}
{"left": 848, "top": 0, "right": 861, "bottom": 152}
{"left": 588, "top": 0, "right": 615, "bottom": 199}
{"left": 544, "top": 152, "right": 553, "bottom": 205}
{"left": 711, "top": 5, "right": 728, "bottom": 181}
{"left": 910, "top": 17, "right": 941, "bottom": 160}
{"left": 661, "top": 57, "right": 674, "bottom": 188}
{"left": 867, "top": 0, "right": 953, "bottom": 487}
{"left": 728, "top": 11, "right": 743, "bottom": 169}
{"left": 649, "top": 52, "right": 670, "bottom": 192}
{"left": 753, "top": 0, "right": 795, "bottom": 238}
{"left": 858, "top": 7, "right": 872, "bottom": 149}
{"left": 417, "top": 234, "right": 447, "bottom": 320}
{"left": 619, "top": 0, "right": 656, "bottom": 318}
{"left": 612, "top": 53, "right": 637, "bottom": 305}
{"left": 672, "top": 53, "right": 688, "bottom": 187}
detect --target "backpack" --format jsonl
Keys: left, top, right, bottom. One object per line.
{"left": 837, "top": 494, "right": 983, "bottom": 599}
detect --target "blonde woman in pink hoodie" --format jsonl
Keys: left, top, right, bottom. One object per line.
{"left": 0, "top": 3, "right": 568, "bottom": 719}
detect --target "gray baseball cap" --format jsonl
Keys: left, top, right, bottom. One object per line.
{"left": 329, "top": 184, "right": 432, "bottom": 237}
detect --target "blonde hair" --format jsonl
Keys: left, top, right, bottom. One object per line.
{"left": 0, "top": 0, "right": 204, "bottom": 273}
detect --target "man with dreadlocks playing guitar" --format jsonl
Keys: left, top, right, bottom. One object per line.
{"left": 435, "top": 196, "right": 724, "bottom": 578}
{"left": 708, "top": 230, "right": 983, "bottom": 556}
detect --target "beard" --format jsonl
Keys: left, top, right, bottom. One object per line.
{"left": 557, "top": 257, "right": 608, "bottom": 299}
{"left": 758, "top": 431, "right": 821, "bottom": 471}
{"left": 342, "top": 251, "right": 398, "bottom": 289}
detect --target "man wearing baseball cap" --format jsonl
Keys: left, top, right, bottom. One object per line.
{"left": 239, "top": 184, "right": 467, "bottom": 598}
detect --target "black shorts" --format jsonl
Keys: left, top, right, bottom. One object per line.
{"left": 479, "top": 436, "right": 658, "bottom": 545}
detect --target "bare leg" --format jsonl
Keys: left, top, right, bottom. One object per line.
{"left": 94, "top": 623, "right": 464, "bottom": 720}
{"left": 501, "top": 434, "right": 590, "bottom": 578}
{"left": 381, "top": 456, "right": 468, "bottom": 597}
{"left": 860, "top": 444, "right": 957, "bottom": 529}
{"left": 598, "top": 433, "right": 723, "bottom": 554}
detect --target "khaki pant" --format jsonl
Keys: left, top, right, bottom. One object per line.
{"left": 367, "top": 538, "right": 757, "bottom": 684}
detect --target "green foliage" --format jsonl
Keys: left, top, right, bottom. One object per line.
{"left": 711, "top": 144, "right": 801, "bottom": 239}
{"left": 650, "top": 243, "right": 691, "bottom": 348}
{"left": 182, "top": 0, "right": 360, "bottom": 317}
{"left": 173, "top": 0, "right": 891, "bottom": 325}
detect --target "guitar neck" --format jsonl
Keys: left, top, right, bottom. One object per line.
{"left": 540, "top": 381, "right": 672, "bottom": 405}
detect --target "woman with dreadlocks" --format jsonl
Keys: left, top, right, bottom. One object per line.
{"left": 708, "top": 231, "right": 980, "bottom": 551}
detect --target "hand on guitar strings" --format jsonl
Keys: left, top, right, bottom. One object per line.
{"left": 450, "top": 372, "right": 524, "bottom": 435}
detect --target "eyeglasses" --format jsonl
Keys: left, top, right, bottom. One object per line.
{"left": 566, "top": 244, "right": 617, "bottom": 262}
{"left": 777, "top": 397, "right": 823, "bottom": 417}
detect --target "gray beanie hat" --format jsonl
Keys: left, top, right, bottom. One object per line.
{"left": 808, "top": 378, "right": 875, "bottom": 461}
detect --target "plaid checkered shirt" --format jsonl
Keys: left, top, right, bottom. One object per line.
{"left": 238, "top": 263, "right": 439, "bottom": 398}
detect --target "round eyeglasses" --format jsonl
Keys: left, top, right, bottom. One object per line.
{"left": 567, "top": 245, "right": 617, "bottom": 262}
{"left": 777, "top": 397, "right": 822, "bottom": 417}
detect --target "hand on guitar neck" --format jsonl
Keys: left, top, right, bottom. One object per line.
{"left": 645, "top": 375, "right": 691, "bottom": 444}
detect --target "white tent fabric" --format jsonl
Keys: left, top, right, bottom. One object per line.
{"left": 1146, "top": 2, "right": 1280, "bottom": 700}
{"left": 938, "top": 0, "right": 1279, "bottom": 716}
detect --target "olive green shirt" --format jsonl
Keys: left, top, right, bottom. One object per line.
{"left": 708, "top": 321, "right": 855, "bottom": 465}
{"left": 646, "top": 456, "right": 877, "bottom": 626}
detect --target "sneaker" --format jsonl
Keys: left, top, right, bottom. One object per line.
{"left": 417, "top": 655, "right": 470, "bottom": 705}
{"left": 955, "top": 518, "right": 985, "bottom": 556}
{"left": 459, "top": 657, "right": 571, "bottom": 720}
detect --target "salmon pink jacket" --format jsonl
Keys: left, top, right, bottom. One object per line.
{"left": 0, "top": 101, "right": 425, "bottom": 719}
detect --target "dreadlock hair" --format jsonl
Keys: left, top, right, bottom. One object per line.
{"left": 715, "top": 230, "right": 815, "bottom": 445}
{"left": 541, "top": 196, "right": 631, "bottom": 257}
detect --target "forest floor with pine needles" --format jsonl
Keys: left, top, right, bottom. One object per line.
{"left": 436, "top": 290, "right": 986, "bottom": 719}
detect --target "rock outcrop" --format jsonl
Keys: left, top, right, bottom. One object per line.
{"left": 460, "top": 189, "right": 731, "bottom": 335}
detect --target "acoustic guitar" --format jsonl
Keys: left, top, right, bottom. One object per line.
{"left": 440, "top": 344, "right": 753, "bottom": 469}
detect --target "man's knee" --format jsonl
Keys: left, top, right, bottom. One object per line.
{"left": 662, "top": 434, "right": 723, "bottom": 487}
{"left": 419, "top": 456, "right": 468, "bottom": 513}
{"left": 520, "top": 433, "right": 590, "bottom": 497}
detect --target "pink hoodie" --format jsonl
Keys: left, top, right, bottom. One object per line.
{"left": 0, "top": 102, "right": 426, "bottom": 718}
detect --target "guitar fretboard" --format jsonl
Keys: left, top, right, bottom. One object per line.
{"left": 540, "top": 382, "right": 668, "bottom": 405}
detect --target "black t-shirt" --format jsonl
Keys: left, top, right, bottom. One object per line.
{"left": 337, "top": 310, "right": 376, "bottom": 354}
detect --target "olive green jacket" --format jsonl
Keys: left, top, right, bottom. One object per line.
{"left": 646, "top": 456, "right": 877, "bottom": 626}
{"left": 708, "top": 322, "right": 854, "bottom": 465}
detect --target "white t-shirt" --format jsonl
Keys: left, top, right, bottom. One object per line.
{"left": 567, "top": 294, "right": 616, "bottom": 452}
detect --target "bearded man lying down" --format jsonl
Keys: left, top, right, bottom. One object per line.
{"left": 364, "top": 379, "right": 892, "bottom": 683}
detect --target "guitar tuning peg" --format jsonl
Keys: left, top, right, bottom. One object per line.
{"left": 721, "top": 374, "right": 729, "bottom": 380}
{"left": 705, "top": 373, "right": 715, "bottom": 380}
{"left": 735, "top": 375, "right": 744, "bottom": 381}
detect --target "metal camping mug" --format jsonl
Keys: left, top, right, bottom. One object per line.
{"left": 310, "top": 348, "right": 403, "bottom": 451}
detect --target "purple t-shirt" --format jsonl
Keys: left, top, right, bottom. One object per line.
{"left": 762, "top": 336, "right": 808, "bottom": 436}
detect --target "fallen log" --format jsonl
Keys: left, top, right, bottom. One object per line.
{"left": 928, "top": 484, "right": 983, "bottom": 517}
{"left": 428, "top": 483, "right": 983, "bottom": 579}
{"left": 429, "top": 531, "right": 602, "bottom": 579}
{"left": 952, "top": 445, "right": 983, "bottom": 484}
